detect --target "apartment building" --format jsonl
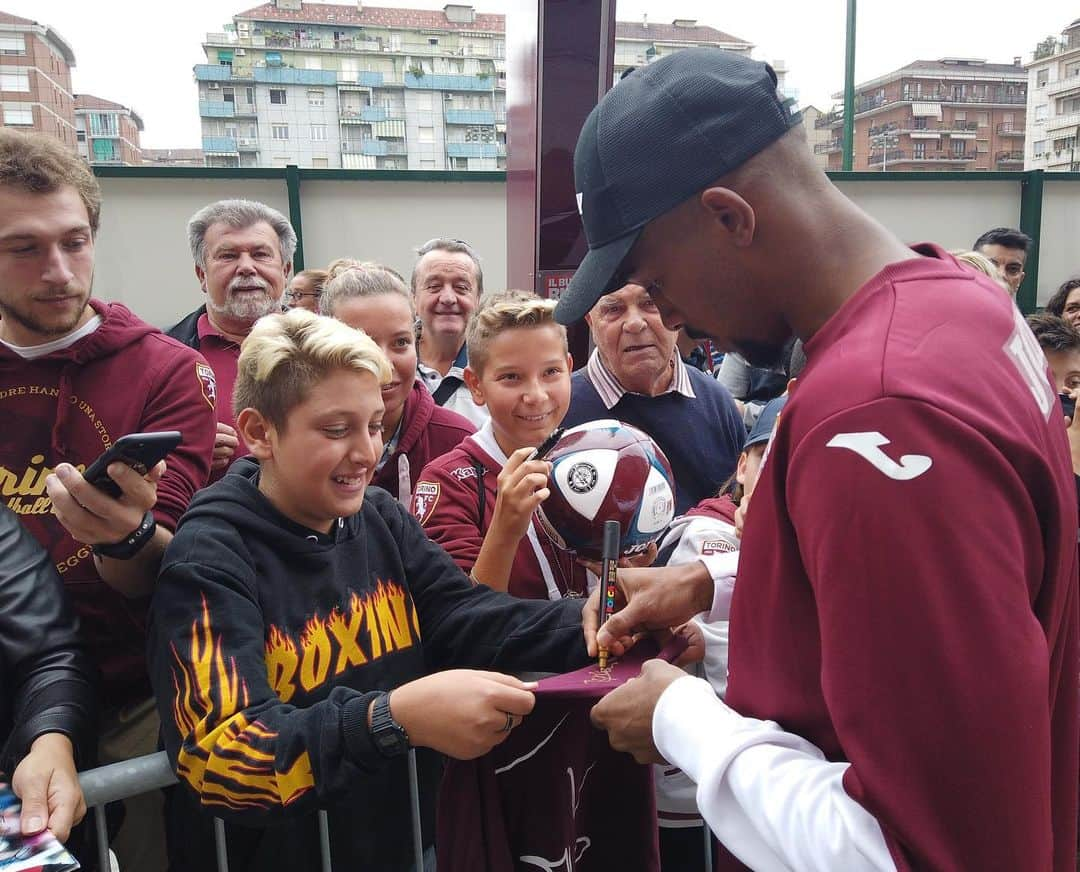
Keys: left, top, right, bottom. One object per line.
{"left": 817, "top": 58, "right": 1028, "bottom": 172}
{"left": 198, "top": 2, "right": 766, "bottom": 170}
{"left": 801, "top": 106, "right": 832, "bottom": 169}
{"left": 197, "top": 1, "right": 507, "bottom": 170}
{"left": 612, "top": 16, "right": 752, "bottom": 82}
{"left": 74, "top": 94, "right": 143, "bottom": 165}
{"left": 0, "top": 11, "right": 76, "bottom": 150}
{"left": 1025, "top": 18, "right": 1080, "bottom": 172}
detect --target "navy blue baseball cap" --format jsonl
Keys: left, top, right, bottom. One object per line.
{"left": 745, "top": 396, "right": 787, "bottom": 450}
{"left": 554, "top": 48, "right": 802, "bottom": 325}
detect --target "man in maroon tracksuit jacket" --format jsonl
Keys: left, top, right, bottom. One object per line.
{"left": 0, "top": 129, "right": 216, "bottom": 870}
{"left": 563, "top": 51, "right": 1078, "bottom": 871}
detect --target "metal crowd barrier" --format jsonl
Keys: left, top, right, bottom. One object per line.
{"left": 77, "top": 747, "right": 711, "bottom": 872}
{"left": 77, "top": 749, "right": 427, "bottom": 872}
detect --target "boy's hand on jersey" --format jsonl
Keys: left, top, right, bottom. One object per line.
{"left": 490, "top": 447, "right": 552, "bottom": 542}
{"left": 391, "top": 670, "right": 537, "bottom": 759}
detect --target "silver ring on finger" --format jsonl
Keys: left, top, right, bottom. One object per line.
{"left": 500, "top": 711, "right": 514, "bottom": 733}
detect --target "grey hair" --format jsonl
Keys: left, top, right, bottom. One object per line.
{"left": 320, "top": 262, "right": 414, "bottom": 318}
{"left": 410, "top": 237, "right": 484, "bottom": 294}
{"left": 187, "top": 199, "right": 297, "bottom": 268}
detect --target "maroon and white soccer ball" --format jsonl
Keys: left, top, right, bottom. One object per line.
{"left": 536, "top": 419, "right": 676, "bottom": 561}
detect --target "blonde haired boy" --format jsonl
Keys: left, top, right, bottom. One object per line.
{"left": 149, "top": 308, "right": 592, "bottom": 872}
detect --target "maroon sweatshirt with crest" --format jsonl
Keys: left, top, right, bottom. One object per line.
{"left": 0, "top": 300, "right": 216, "bottom": 707}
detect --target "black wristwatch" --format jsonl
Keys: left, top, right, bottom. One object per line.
{"left": 92, "top": 510, "right": 157, "bottom": 560}
{"left": 369, "top": 691, "right": 410, "bottom": 758}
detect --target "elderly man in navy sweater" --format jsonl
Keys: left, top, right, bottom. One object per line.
{"left": 562, "top": 281, "right": 744, "bottom": 514}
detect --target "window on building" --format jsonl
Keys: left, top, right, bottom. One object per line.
{"left": 272, "top": 124, "right": 289, "bottom": 140}
{"left": 953, "top": 111, "right": 966, "bottom": 121}
{"left": 977, "top": 112, "right": 988, "bottom": 127}
{"left": 76, "top": 129, "right": 86, "bottom": 141}
{"left": 307, "top": 89, "right": 325, "bottom": 107}
{"left": 1035, "top": 104, "right": 1048, "bottom": 122}
{"left": 90, "top": 113, "right": 118, "bottom": 136}
{"left": 952, "top": 139, "right": 966, "bottom": 156}
{"left": 310, "top": 123, "right": 327, "bottom": 141}
{"left": 270, "top": 89, "right": 287, "bottom": 105}
{"left": 1036, "top": 68, "right": 1049, "bottom": 87}
{"left": 1067, "top": 61, "right": 1080, "bottom": 79}
{"left": 246, "top": 87, "right": 255, "bottom": 105}
{"left": 452, "top": 157, "right": 468, "bottom": 170}
{"left": 418, "top": 126, "right": 435, "bottom": 143}
{"left": 429, "top": 37, "right": 439, "bottom": 46}
{"left": 3, "top": 106, "right": 32, "bottom": 125}
{"left": 0, "top": 34, "right": 24, "bottom": 53}
{"left": 1033, "top": 140, "right": 1046, "bottom": 156}
{"left": 92, "top": 139, "right": 116, "bottom": 162}
{"left": 913, "top": 141, "right": 926, "bottom": 159}
{"left": 0, "top": 71, "right": 29, "bottom": 92}
{"left": 312, "top": 157, "right": 329, "bottom": 168}
{"left": 223, "top": 87, "right": 235, "bottom": 103}
{"left": 1062, "top": 96, "right": 1080, "bottom": 114}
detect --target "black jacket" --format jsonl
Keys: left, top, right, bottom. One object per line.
{"left": 166, "top": 305, "right": 206, "bottom": 350}
{"left": 150, "top": 458, "right": 589, "bottom": 872}
{"left": 0, "top": 506, "right": 96, "bottom": 776}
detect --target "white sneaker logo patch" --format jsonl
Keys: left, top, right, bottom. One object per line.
{"left": 826, "top": 431, "right": 932, "bottom": 481}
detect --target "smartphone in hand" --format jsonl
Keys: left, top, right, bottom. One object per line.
{"left": 82, "top": 431, "right": 182, "bottom": 497}
{"left": 1060, "top": 393, "right": 1076, "bottom": 420}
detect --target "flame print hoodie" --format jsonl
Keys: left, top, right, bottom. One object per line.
{"left": 149, "top": 458, "right": 590, "bottom": 872}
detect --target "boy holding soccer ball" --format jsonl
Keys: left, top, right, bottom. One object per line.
{"left": 414, "top": 290, "right": 592, "bottom": 599}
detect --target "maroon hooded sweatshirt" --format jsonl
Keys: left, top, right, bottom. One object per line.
{"left": 0, "top": 300, "right": 216, "bottom": 707}
{"left": 370, "top": 379, "right": 474, "bottom": 504}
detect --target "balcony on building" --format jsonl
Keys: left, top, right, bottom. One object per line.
{"left": 869, "top": 148, "right": 976, "bottom": 165}
{"left": 404, "top": 72, "right": 494, "bottom": 91}
{"left": 358, "top": 139, "right": 407, "bottom": 156}
{"left": 815, "top": 109, "right": 843, "bottom": 129}
{"left": 995, "top": 151, "right": 1024, "bottom": 166}
{"left": 199, "top": 100, "right": 235, "bottom": 118}
{"left": 338, "top": 71, "right": 386, "bottom": 89}
{"left": 939, "top": 120, "right": 979, "bottom": 138}
{"left": 1046, "top": 111, "right": 1080, "bottom": 134}
{"left": 237, "top": 137, "right": 259, "bottom": 151}
{"left": 446, "top": 142, "right": 505, "bottom": 158}
{"left": 996, "top": 122, "right": 1025, "bottom": 136}
{"left": 203, "top": 136, "right": 238, "bottom": 154}
{"left": 360, "top": 106, "right": 390, "bottom": 122}
{"left": 254, "top": 67, "right": 337, "bottom": 86}
{"left": 1045, "top": 73, "right": 1080, "bottom": 99}
{"left": 194, "top": 64, "right": 235, "bottom": 82}
{"left": 814, "top": 139, "right": 842, "bottom": 154}
{"left": 445, "top": 108, "right": 496, "bottom": 125}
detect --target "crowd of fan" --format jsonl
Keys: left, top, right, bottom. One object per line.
{"left": 0, "top": 116, "right": 1076, "bottom": 872}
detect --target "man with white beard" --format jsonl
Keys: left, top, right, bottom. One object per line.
{"left": 168, "top": 200, "right": 295, "bottom": 483}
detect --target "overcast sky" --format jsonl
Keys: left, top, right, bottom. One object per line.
{"left": 5, "top": 0, "right": 1073, "bottom": 148}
